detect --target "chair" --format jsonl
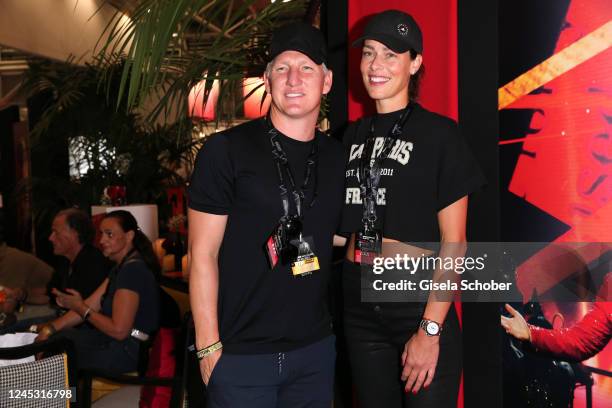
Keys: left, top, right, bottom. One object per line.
{"left": 79, "top": 289, "right": 189, "bottom": 408}
{"left": 0, "top": 336, "right": 77, "bottom": 407}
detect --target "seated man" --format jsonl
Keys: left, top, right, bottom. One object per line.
{"left": 47, "top": 208, "right": 111, "bottom": 310}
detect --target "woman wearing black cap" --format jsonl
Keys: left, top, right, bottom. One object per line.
{"left": 340, "top": 9, "right": 485, "bottom": 408}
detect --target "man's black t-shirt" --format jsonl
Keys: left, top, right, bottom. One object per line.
{"left": 49, "top": 244, "right": 111, "bottom": 304}
{"left": 340, "top": 103, "right": 486, "bottom": 242}
{"left": 188, "top": 119, "right": 345, "bottom": 354}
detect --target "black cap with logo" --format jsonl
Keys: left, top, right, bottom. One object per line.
{"left": 352, "top": 10, "right": 423, "bottom": 54}
{"left": 269, "top": 22, "right": 327, "bottom": 65}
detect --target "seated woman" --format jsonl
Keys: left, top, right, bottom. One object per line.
{"left": 36, "top": 210, "right": 160, "bottom": 373}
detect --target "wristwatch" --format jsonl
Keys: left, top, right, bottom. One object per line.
{"left": 419, "top": 319, "right": 442, "bottom": 336}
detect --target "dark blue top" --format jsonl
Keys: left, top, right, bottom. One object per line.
{"left": 101, "top": 253, "right": 160, "bottom": 335}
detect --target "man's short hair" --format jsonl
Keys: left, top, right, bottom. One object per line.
{"left": 57, "top": 208, "right": 95, "bottom": 245}
{"left": 265, "top": 60, "right": 329, "bottom": 77}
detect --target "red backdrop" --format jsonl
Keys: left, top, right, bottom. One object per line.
{"left": 502, "top": 1, "right": 612, "bottom": 406}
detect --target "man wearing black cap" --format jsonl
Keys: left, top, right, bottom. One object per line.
{"left": 188, "top": 22, "right": 344, "bottom": 407}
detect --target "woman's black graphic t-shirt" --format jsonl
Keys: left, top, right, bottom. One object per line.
{"left": 340, "top": 103, "right": 486, "bottom": 243}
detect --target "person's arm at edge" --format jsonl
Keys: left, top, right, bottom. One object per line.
{"left": 422, "top": 196, "right": 468, "bottom": 330}
{"left": 529, "top": 303, "right": 611, "bottom": 361}
{"left": 188, "top": 208, "right": 228, "bottom": 385}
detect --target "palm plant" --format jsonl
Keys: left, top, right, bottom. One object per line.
{"left": 16, "top": 0, "right": 320, "bottom": 248}
{"left": 98, "top": 0, "right": 310, "bottom": 125}
{"left": 18, "top": 58, "right": 201, "bottom": 230}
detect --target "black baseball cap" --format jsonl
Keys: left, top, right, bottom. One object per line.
{"left": 352, "top": 10, "right": 423, "bottom": 54}
{"left": 269, "top": 22, "right": 327, "bottom": 65}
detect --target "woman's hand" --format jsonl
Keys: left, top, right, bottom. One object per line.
{"left": 52, "top": 288, "right": 85, "bottom": 312}
{"left": 35, "top": 330, "right": 50, "bottom": 343}
{"left": 200, "top": 349, "right": 222, "bottom": 386}
{"left": 34, "top": 323, "right": 56, "bottom": 343}
{"left": 34, "top": 324, "right": 55, "bottom": 360}
{"left": 501, "top": 303, "right": 531, "bottom": 341}
{"left": 401, "top": 330, "right": 440, "bottom": 394}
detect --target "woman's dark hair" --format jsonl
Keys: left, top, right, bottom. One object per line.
{"left": 408, "top": 49, "right": 425, "bottom": 102}
{"left": 103, "top": 210, "right": 160, "bottom": 280}
{"left": 58, "top": 208, "right": 95, "bottom": 244}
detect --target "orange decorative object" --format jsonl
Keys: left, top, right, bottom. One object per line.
{"left": 243, "top": 77, "right": 271, "bottom": 119}
{"left": 188, "top": 79, "right": 220, "bottom": 121}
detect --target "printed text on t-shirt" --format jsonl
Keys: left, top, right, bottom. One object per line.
{"left": 348, "top": 137, "right": 413, "bottom": 165}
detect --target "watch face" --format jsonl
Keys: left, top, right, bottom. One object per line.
{"left": 426, "top": 321, "right": 439, "bottom": 335}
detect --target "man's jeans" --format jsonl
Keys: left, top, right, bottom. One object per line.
{"left": 206, "top": 335, "right": 336, "bottom": 408}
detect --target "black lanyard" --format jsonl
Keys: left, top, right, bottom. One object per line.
{"left": 358, "top": 104, "right": 414, "bottom": 227}
{"left": 266, "top": 118, "right": 319, "bottom": 219}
